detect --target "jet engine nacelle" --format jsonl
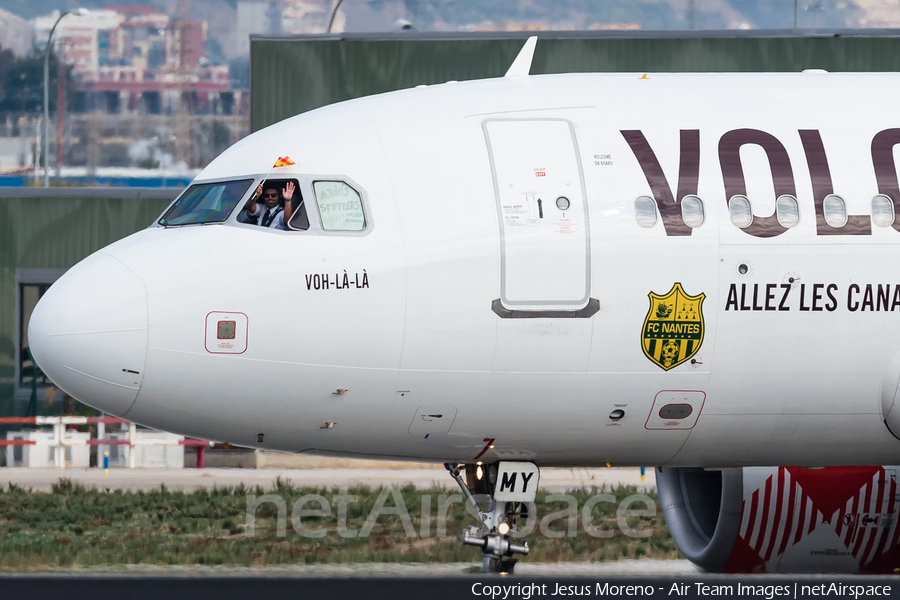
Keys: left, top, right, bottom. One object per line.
{"left": 657, "top": 466, "right": 900, "bottom": 573}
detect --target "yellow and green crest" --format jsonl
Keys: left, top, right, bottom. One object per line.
{"left": 641, "top": 283, "right": 705, "bottom": 371}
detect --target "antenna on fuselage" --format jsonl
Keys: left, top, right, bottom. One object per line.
{"left": 505, "top": 36, "right": 538, "bottom": 78}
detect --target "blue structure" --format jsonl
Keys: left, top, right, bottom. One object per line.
{"left": 0, "top": 175, "right": 193, "bottom": 188}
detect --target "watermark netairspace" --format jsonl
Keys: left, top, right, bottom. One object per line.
{"left": 243, "top": 487, "right": 656, "bottom": 539}
{"left": 469, "top": 583, "right": 893, "bottom": 600}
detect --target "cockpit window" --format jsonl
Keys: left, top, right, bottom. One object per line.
{"left": 313, "top": 180, "right": 366, "bottom": 231}
{"left": 159, "top": 179, "right": 253, "bottom": 227}
{"left": 238, "top": 178, "right": 308, "bottom": 231}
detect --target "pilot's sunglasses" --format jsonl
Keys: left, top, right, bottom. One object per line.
{"left": 263, "top": 193, "right": 279, "bottom": 198}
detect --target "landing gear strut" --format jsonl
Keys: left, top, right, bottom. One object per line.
{"left": 444, "top": 462, "right": 532, "bottom": 574}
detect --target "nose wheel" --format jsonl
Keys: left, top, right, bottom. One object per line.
{"left": 444, "top": 462, "right": 534, "bottom": 574}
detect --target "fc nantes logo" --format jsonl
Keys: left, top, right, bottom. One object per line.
{"left": 641, "top": 283, "right": 705, "bottom": 371}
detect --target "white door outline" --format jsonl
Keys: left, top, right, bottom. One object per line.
{"left": 483, "top": 118, "right": 594, "bottom": 316}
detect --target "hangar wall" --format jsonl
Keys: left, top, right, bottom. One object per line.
{"left": 251, "top": 31, "right": 900, "bottom": 132}
{"left": 0, "top": 189, "right": 176, "bottom": 417}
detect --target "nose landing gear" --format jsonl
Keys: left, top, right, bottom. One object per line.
{"left": 444, "top": 462, "right": 538, "bottom": 574}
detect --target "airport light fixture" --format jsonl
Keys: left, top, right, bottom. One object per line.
{"left": 44, "top": 8, "right": 90, "bottom": 188}
{"left": 327, "top": 0, "right": 345, "bottom": 33}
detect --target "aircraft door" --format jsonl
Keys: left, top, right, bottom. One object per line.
{"left": 484, "top": 119, "right": 595, "bottom": 316}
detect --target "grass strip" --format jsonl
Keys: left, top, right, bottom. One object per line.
{"left": 0, "top": 477, "right": 680, "bottom": 570}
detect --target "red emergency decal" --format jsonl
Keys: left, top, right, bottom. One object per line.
{"left": 534, "top": 168, "right": 546, "bottom": 177}
{"left": 205, "top": 312, "right": 248, "bottom": 354}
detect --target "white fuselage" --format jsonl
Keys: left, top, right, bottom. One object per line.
{"left": 28, "top": 72, "right": 900, "bottom": 467}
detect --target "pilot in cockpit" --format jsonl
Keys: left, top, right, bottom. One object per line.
{"left": 243, "top": 181, "right": 296, "bottom": 230}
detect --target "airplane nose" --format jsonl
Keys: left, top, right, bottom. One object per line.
{"left": 28, "top": 252, "right": 148, "bottom": 417}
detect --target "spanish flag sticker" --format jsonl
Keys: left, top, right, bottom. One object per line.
{"left": 273, "top": 156, "right": 296, "bottom": 167}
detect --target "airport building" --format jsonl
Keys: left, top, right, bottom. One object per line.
{"left": 249, "top": 30, "right": 900, "bottom": 131}
{"left": 0, "top": 188, "right": 174, "bottom": 419}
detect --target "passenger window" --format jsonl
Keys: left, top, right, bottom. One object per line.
{"left": 634, "top": 196, "right": 657, "bottom": 228}
{"left": 681, "top": 195, "right": 704, "bottom": 228}
{"left": 776, "top": 195, "right": 800, "bottom": 228}
{"left": 823, "top": 194, "right": 847, "bottom": 228}
{"left": 872, "top": 194, "right": 895, "bottom": 227}
{"left": 728, "top": 195, "right": 753, "bottom": 228}
{"left": 313, "top": 181, "right": 366, "bottom": 231}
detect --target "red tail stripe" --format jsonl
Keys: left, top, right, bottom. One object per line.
{"left": 795, "top": 486, "right": 808, "bottom": 545}
{"left": 860, "top": 470, "right": 887, "bottom": 565}
{"left": 844, "top": 483, "right": 860, "bottom": 547}
{"left": 754, "top": 475, "right": 774, "bottom": 555}
{"left": 852, "top": 481, "right": 873, "bottom": 557}
{"left": 808, "top": 497, "right": 817, "bottom": 536}
{"left": 886, "top": 476, "right": 900, "bottom": 565}
{"left": 764, "top": 467, "right": 787, "bottom": 561}
{"left": 778, "top": 471, "right": 797, "bottom": 556}
{"left": 746, "top": 487, "right": 760, "bottom": 545}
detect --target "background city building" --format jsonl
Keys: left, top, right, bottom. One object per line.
{"left": 0, "top": 0, "right": 898, "bottom": 184}
{"left": 0, "top": 7, "right": 33, "bottom": 56}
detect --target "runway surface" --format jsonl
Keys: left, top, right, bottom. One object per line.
{"left": 2, "top": 572, "right": 896, "bottom": 600}
{"left": 0, "top": 465, "right": 653, "bottom": 493}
